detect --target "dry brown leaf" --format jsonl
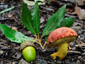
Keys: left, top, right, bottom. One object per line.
{"left": 75, "top": 6, "right": 85, "bottom": 20}
{"left": 75, "top": 0, "right": 85, "bottom": 6}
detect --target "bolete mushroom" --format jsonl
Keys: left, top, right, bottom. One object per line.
{"left": 47, "top": 27, "right": 78, "bottom": 60}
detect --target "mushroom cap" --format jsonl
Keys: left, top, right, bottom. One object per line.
{"left": 47, "top": 27, "right": 78, "bottom": 47}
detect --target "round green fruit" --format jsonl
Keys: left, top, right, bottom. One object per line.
{"left": 22, "top": 46, "right": 36, "bottom": 62}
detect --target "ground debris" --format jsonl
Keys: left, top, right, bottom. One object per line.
{"left": 74, "top": 6, "right": 85, "bottom": 20}
{"left": 0, "top": 18, "right": 14, "bottom": 21}
{"left": 12, "top": 26, "right": 18, "bottom": 31}
{"left": 0, "top": 6, "right": 15, "bottom": 14}
{"left": 0, "top": 45, "right": 10, "bottom": 50}
{"left": 68, "top": 50, "right": 82, "bottom": 55}
{"left": 0, "top": 0, "right": 85, "bottom": 64}
{"left": 75, "top": 0, "right": 85, "bottom": 6}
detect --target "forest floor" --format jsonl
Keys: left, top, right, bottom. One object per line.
{"left": 0, "top": 0, "right": 85, "bottom": 64}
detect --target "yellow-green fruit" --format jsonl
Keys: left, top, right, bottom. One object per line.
{"left": 22, "top": 46, "right": 36, "bottom": 62}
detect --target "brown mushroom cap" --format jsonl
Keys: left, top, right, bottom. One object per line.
{"left": 47, "top": 27, "right": 78, "bottom": 47}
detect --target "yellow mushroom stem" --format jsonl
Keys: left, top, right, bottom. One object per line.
{"left": 51, "top": 42, "right": 68, "bottom": 60}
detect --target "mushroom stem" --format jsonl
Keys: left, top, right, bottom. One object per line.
{"left": 51, "top": 42, "right": 68, "bottom": 60}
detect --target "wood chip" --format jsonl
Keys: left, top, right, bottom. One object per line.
{"left": 68, "top": 50, "right": 81, "bottom": 54}
{"left": 77, "top": 43, "right": 85, "bottom": 47}
{"left": 12, "top": 27, "right": 18, "bottom": 31}
{"left": 8, "top": 14, "right": 13, "bottom": 18}
{"left": 71, "top": 26, "right": 81, "bottom": 30}
{"left": 12, "top": 62, "right": 16, "bottom": 64}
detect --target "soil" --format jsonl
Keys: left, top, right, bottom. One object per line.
{"left": 0, "top": 0, "right": 85, "bottom": 64}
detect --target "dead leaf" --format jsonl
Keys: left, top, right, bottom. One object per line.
{"left": 75, "top": 6, "right": 85, "bottom": 20}
{"left": 23, "top": 0, "right": 45, "bottom": 6}
{"left": 75, "top": 0, "right": 85, "bottom": 6}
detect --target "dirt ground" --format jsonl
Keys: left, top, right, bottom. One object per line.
{"left": 0, "top": 0, "right": 85, "bottom": 64}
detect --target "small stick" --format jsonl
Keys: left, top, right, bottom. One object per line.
{"left": 13, "top": 17, "right": 18, "bottom": 22}
{"left": 0, "top": 6, "right": 15, "bottom": 14}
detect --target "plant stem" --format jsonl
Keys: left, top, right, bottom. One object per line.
{"left": 38, "top": 34, "right": 39, "bottom": 40}
{"left": 34, "top": 34, "right": 47, "bottom": 49}
{"left": 34, "top": 34, "right": 44, "bottom": 49}
{"left": 34, "top": 34, "right": 37, "bottom": 39}
{"left": 42, "top": 41, "right": 47, "bottom": 49}
{"left": 38, "top": 39, "right": 43, "bottom": 49}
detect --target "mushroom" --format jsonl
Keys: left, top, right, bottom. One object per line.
{"left": 47, "top": 27, "right": 78, "bottom": 60}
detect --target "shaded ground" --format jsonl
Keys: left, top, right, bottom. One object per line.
{"left": 0, "top": 0, "right": 85, "bottom": 64}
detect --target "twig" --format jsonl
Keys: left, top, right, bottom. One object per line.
{"left": 0, "top": 6, "right": 15, "bottom": 14}
{"left": 13, "top": 17, "right": 18, "bottom": 22}
{"left": 68, "top": 50, "right": 82, "bottom": 55}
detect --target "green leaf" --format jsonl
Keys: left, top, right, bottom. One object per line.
{"left": 45, "top": 36, "right": 48, "bottom": 41}
{"left": 21, "top": 2, "right": 36, "bottom": 34}
{"left": 60, "top": 17, "right": 74, "bottom": 27}
{"left": 32, "top": 2, "right": 40, "bottom": 34}
{"left": 0, "top": 24, "right": 34, "bottom": 43}
{"left": 42, "top": 5, "right": 66, "bottom": 37}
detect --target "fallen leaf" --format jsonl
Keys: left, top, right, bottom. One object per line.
{"left": 40, "top": 17, "right": 45, "bottom": 23}
{"left": 75, "top": 0, "right": 85, "bottom": 6}
{"left": 75, "top": 6, "right": 85, "bottom": 20}
{"left": 23, "top": 0, "right": 45, "bottom": 6}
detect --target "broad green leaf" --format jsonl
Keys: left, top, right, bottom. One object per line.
{"left": 60, "top": 17, "right": 74, "bottom": 27}
{"left": 32, "top": 2, "right": 40, "bottom": 34}
{"left": 0, "top": 24, "right": 34, "bottom": 43}
{"left": 21, "top": 2, "right": 36, "bottom": 34}
{"left": 42, "top": 5, "right": 66, "bottom": 37}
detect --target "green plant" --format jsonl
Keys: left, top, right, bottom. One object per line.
{"left": 0, "top": 2, "right": 74, "bottom": 61}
